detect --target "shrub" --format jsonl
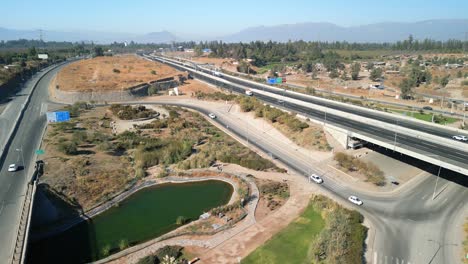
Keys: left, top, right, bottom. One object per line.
{"left": 136, "top": 255, "right": 157, "bottom": 264}
{"left": 334, "top": 152, "right": 385, "bottom": 186}
{"left": 176, "top": 216, "right": 187, "bottom": 225}
{"left": 72, "top": 131, "right": 88, "bottom": 144}
{"left": 113, "top": 68, "right": 120, "bottom": 73}
{"left": 118, "top": 239, "right": 129, "bottom": 250}
{"left": 154, "top": 245, "right": 183, "bottom": 261}
{"left": 57, "top": 141, "right": 78, "bottom": 155}
{"left": 110, "top": 104, "right": 155, "bottom": 120}
{"left": 194, "top": 91, "right": 237, "bottom": 101}
{"left": 101, "top": 245, "right": 111, "bottom": 257}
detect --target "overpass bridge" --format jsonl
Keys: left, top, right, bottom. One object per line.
{"left": 144, "top": 54, "right": 468, "bottom": 176}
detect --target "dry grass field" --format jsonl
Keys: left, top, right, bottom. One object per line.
{"left": 55, "top": 54, "right": 179, "bottom": 92}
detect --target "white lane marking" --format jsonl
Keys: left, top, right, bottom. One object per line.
{"left": 385, "top": 255, "right": 388, "bottom": 264}
{"left": 40, "top": 103, "right": 48, "bottom": 115}
{"left": 373, "top": 251, "right": 378, "bottom": 264}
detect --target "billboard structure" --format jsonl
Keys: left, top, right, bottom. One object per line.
{"left": 47, "top": 111, "right": 70, "bottom": 123}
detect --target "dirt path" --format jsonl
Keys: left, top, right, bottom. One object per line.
{"left": 198, "top": 164, "right": 321, "bottom": 263}
{"left": 103, "top": 164, "right": 321, "bottom": 264}
{"left": 104, "top": 169, "right": 260, "bottom": 264}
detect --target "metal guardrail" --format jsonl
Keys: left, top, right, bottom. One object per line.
{"left": 11, "top": 181, "right": 36, "bottom": 264}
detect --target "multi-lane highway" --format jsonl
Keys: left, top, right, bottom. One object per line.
{"left": 125, "top": 98, "right": 468, "bottom": 264}
{"left": 144, "top": 54, "right": 468, "bottom": 175}
{"left": 1, "top": 56, "right": 465, "bottom": 264}
{"left": 155, "top": 55, "right": 468, "bottom": 143}
{"left": 0, "top": 63, "right": 70, "bottom": 263}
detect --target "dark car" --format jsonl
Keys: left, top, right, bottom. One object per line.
{"left": 422, "top": 106, "right": 433, "bottom": 110}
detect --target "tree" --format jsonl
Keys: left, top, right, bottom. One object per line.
{"left": 366, "top": 62, "right": 374, "bottom": 71}
{"left": 456, "top": 71, "right": 462, "bottom": 78}
{"left": 399, "top": 78, "right": 413, "bottom": 99}
{"left": 351, "top": 63, "right": 361, "bottom": 80}
{"left": 369, "top": 68, "right": 383, "bottom": 81}
{"left": 194, "top": 46, "right": 203, "bottom": 56}
{"left": 94, "top": 46, "right": 104, "bottom": 57}
{"left": 28, "top": 47, "right": 37, "bottom": 57}
{"left": 303, "top": 61, "right": 314, "bottom": 73}
{"left": 311, "top": 65, "right": 318, "bottom": 80}
{"left": 440, "top": 75, "right": 450, "bottom": 87}
{"left": 329, "top": 69, "right": 339, "bottom": 79}
{"left": 340, "top": 70, "right": 348, "bottom": 81}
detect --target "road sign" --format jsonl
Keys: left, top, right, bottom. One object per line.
{"left": 56, "top": 111, "right": 70, "bottom": 122}
{"left": 35, "top": 149, "right": 45, "bottom": 155}
{"left": 46, "top": 111, "right": 70, "bottom": 123}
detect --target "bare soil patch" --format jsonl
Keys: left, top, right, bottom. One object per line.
{"left": 178, "top": 79, "right": 219, "bottom": 95}
{"left": 55, "top": 54, "right": 179, "bottom": 92}
{"left": 253, "top": 177, "right": 289, "bottom": 221}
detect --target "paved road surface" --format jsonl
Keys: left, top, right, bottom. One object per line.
{"left": 5, "top": 65, "right": 465, "bottom": 264}
{"left": 129, "top": 98, "right": 468, "bottom": 264}
{"left": 0, "top": 64, "right": 69, "bottom": 263}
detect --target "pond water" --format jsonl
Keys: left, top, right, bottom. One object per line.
{"left": 28, "top": 180, "right": 233, "bottom": 263}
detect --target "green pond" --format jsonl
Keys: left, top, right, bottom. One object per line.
{"left": 28, "top": 180, "right": 233, "bottom": 263}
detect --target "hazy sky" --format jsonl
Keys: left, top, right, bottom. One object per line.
{"left": 2, "top": 0, "right": 467, "bottom": 36}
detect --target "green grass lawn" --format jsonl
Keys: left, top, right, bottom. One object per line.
{"left": 241, "top": 201, "right": 325, "bottom": 264}
{"left": 392, "top": 109, "right": 459, "bottom": 124}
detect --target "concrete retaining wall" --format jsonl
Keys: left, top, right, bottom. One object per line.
{"left": 52, "top": 79, "right": 179, "bottom": 104}
{"left": 324, "top": 125, "right": 349, "bottom": 149}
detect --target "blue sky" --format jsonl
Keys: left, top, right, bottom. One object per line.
{"left": 2, "top": 0, "right": 467, "bottom": 36}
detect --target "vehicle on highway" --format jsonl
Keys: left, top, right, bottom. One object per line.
{"left": 348, "top": 195, "right": 363, "bottom": 205}
{"left": 309, "top": 174, "right": 323, "bottom": 184}
{"left": 452, "top": 135, "right": 468, "bottom": 141}
{"left": 422, "top": 106, "right": 433, "bottom": 110}
{"left": 208, "top": 113, "right": 216, "bottom": 119}
{"left": 8, "top": 164, "right": 18, "bottom": 172}
{"left": 245, "top": 90, "right": 253, "bottom": 96}
{"left": 277, "top": 99, "right": 284, "bottom": 104}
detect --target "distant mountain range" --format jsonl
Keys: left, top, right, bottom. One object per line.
{"left": 1, "top": 19, "right": 467, "bottom": 43}
{"left": 222, "top": 19, "right": 468, "bottom": 43}
{"left": 0, "top": 28, "right": 178, "bottom": 44}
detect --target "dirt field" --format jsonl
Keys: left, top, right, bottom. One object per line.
{"left": 55, "top": 54, "right": 179, "bottom": 92}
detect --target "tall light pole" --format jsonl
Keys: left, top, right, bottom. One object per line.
{"left": 427, "top": 154, "right": 442, "bottom": 200}
{"left": 427, "top": 239, "right": 457, "bottom": 264}
{"left": 393, "top": 120, "right": 399, "bottom": 152}
{"left": 463, "top": 100, "right": 466, "bottom": 127}
{"left": 324, "top": 108, "right": 327, "bottom": 125}
{"left": 15, "top": 147, "right": 25, "bottom": 171}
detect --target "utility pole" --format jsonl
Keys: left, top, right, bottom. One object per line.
{"left": 393, "top": 119, "right": 399, "bottom": 152}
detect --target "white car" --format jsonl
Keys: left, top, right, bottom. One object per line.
{"left": 309, "top": 174, "right": 323, "bottom": 184}
{"left": 8, "top": 164, "right": 18, "bottom": 172}
{"left": 348, "top": 195, "right": 363, "bottom": 206}
{"left": 245, "top": 90, "right": 253, "bottom": 96}
{"left": 208, "top": 113, "right": 216, "bottom": 119}
{"left": 452, "top": 135, "right": 468, "bottom": 141}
